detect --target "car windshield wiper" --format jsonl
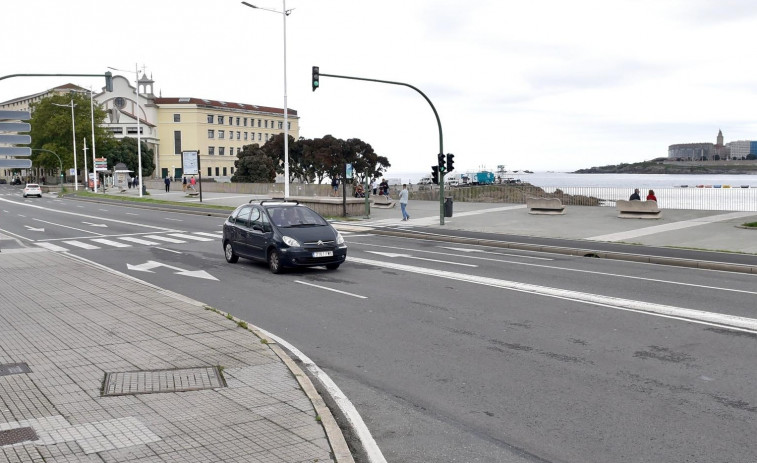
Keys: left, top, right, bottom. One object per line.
{"left": 288, "top": 222, "right": 319, "bottom": 227}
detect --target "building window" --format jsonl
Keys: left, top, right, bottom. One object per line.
{"left": 174, "top": 131, "right": 182, "bottom": 154}
{"left": 236, "top": 117, "right": 240, "bottom": 126}
{"left": 257, "top": 119, "right": 261, "bottom": 128}
{"left": 278, "top": 121, "right": 283, "bottom": 129}
{"left": 108, "top": 127, "right": 123, "bottom": 134}
{"left": 236, "top": 131, "right": 240, "bottom": 140}
{"left": 229, "top": 117, "right": 233, "bottom": 126}
{"left": 231, "top": 167, "right": 235, "bottom": 174}
{"left": 173, "top": 114, "right": 181, "bottom": 122}
{"left": 264, "top": 120, "right": 268, "bottom": 129}
{"left": 244, "top": 118, "right": 247, "bottom": 126}
{"left": 207, "top": 114, "right": 214, "bottom": 123}
{"left": 208, "top": 129, "right": 214, "bottom": 138}
{"left": 215, "top": 167, "right": 220, "bottom": 176}
{"left": 265, "top": 133, "right": 269, "bottom": 142}
{"left": 218, "top": 130, "right": 225, "bottom": 139}
{"left": 219, "top": 147, "right": 225, "bottom": 156}
{"left": 208, "top": 167, "right": 212, "bottom": 176}
{"left": 223, "top": 167, "right": 227, "bottom": 176}
{"left": 218, "top": 115, "right": 224, "bottom": 124}
{"left": 230, "top": 146, "right": 233, "bottom": 155}
{"left": 208, "top": 146, "right": 215, "bottom": 155}
{"left": 127, "top": 127, "right": 143, "bottom": 134}
{"left": 258, "top": 133, "right": 262, "bottom": 141}
{"left": 287, "top": 122, "right": 291, "bottom": 130}
{"left": 244, "top": 132, "right": 248, "bottom": 141}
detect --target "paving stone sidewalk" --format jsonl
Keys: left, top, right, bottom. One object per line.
{"left": 0, "top": 251, "right": 351, "bottom": 462}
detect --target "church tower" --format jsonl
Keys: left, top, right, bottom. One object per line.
{"left": 716, "top": 129, "right": 724, "bottom": 147}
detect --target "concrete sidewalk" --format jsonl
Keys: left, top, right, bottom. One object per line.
{"left": 0, "top": 251, "right": 352, "bottom": 462}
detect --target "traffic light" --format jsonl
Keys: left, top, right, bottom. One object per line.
{"left": 312, "top": 66, "right": 320, "bottom": 92}
{"left": 446, "top": 153, "right": 455, "bottom": 173}
{"left": 105, "top": 71, "right": 113, "bottom": 92}
{"left": 437, "top": 153, "right": 446, "bottom": 172}
{"left": 431, "top": 165, "right": 439, "bottom": 184}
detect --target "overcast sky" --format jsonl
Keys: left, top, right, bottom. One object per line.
{"left": 3, "top": 0, "right": 757, "bottom": 178}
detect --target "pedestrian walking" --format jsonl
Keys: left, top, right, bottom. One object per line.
{"left": 399, "top": 184, "right": 410, "bottom": 221}
{"left": 189, "top": 176, "right": 197, "bottom": 191}
{"left": 371, "top": 178, "right": 377, "bottom": 195}
{"left": 164, "top": 176, "right": 171, "bottom": 192}
{"left": 331, "top": 176, "right": 340, "bottom": 197}
{"left": 182, "top": 177, "right": 187, "bottom": 192}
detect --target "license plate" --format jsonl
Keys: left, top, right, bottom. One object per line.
{"left": 312, "top": 251, "right": 333, "bottom": 258}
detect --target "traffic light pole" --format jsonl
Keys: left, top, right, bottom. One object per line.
{"left": 317, "top": 71, "right": 447, "bottom": 225}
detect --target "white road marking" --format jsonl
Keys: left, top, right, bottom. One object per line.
{"left": 126, "top": 260, "right": 217, "bottom": 280}
{"left": 117, "top": 236, "right": 160, "bottom": 245}
{"left": 36, "top": 242, "right": 68, "bottom": 252}
{"left": 194, "top": 232, "right": 222, "bottom": 238}
{"left": 167, "top": 233, "right": 214, "bottom": 242}
{"left": 295, "top": 280, "right": 368, "bottom": 298}
{"left": 63, "top": 240, "right": 100, "bottom": 250}
{"left": 438, "top": 246, "right": 554, "bottom": 261}
{"left": 143, "top": 235, "right": 186, "bottom": 243}
{"left": 91, "top": 238, "right": 131, "bottom": 248}
{"left": 82, "top": 221, "right": 108, "bottom": 227}
{"left": 32, "top": 218, "right": 103, "bottom": 235}
{"left": 24, "top": 225, "right": 45, "bottom": 232}
{"left": 125, "top": 212, "right": 139, "bottom": 216}
{"left": 155, "top": 247, "right": 183, "bottom": 254}
{"left": 349, "top": 256, "right": 757, "bottom": 333}
{"left": 588, "top": 211, "right": 756, "bottom": 241}
{"left": 164, "top": 218, "right": 183, "bottom": 222}
{"left": 365, "top": 250, "right": 477, "bottom": 267}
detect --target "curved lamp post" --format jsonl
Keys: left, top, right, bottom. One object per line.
{"left": 241, "top": 1, "right": 292, "bottom": 198}
{"left": 51, "top": 100, "right": 78, "bottom": 190}
{"left": 31, "top": 149, "right": 63, "bottom": 185}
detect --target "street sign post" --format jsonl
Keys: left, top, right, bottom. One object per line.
{"left": 0, "top": 110, "right": 32, "bottom": 170}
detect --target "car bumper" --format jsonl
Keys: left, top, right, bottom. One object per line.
{"left": 279, "top": 247, "right": 347, "bottom": 268}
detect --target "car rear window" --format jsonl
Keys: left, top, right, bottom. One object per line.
{"left": 26, "top": 184, "right": 39, "bottom": 188}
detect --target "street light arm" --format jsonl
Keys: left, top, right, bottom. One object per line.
{"left": 240, "top": 2, "right": 291, "bottom": 15}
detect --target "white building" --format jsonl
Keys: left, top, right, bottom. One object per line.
{"left": 726, "top": 140, "right": 752, "bottom": 160}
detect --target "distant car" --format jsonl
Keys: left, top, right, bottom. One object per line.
{"left": 223, "top": 200, "right": 347, "bottom": 274}
{"left": 11, "top": 178, "right": 22, "bottom": 185}
{"left": 23, "top": 183, "right": 42, "bottom": 198}
{"left": 0, "top": 178, "right": 6, "bottom": 184}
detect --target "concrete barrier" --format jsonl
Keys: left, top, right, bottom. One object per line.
{"left": 372, "top": 195, "right": 396, "bottom": 209}
{"left": 526, "top": 197, "right": 565, "bottom": 215}
{"left": 616, "top": 199, "right": 661, "bottom": 219}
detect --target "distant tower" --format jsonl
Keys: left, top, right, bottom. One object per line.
{"left": 716, "top": 129, "right": 724, "bottom": 147}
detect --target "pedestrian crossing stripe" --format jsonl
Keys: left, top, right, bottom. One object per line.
{"left": 167, "top": 233, "right": 214, "bottom": 242}
{"left": 143, "top": 235, "right": 185, "bottom": 243}
{"left": 31, "top": 232, "right": 221, "bottom": 253}
{"left": 91, "top": 238, "right": 132, "bottom": 248}
{"left": 36, "top": 242, "right": 68, "bottom": 252}
{"left": 118, "top": 237, "right": 160, "bottom": 245}
{"left": 63, "top": 240, "right": 100, "bottom": 250}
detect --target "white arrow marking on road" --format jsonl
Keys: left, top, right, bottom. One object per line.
{"left": 82, "top": 221, "right": 108, "bottom": 227}
{"left": 24, "top": 225, "right": 45, "bottom": 232}
{"left": 126, "top": 260, "right": 218, "bottom": 280}
{"left": 365, "top": 250, "right": 477, "bottom": 267}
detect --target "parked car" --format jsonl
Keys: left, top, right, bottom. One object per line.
{"left": 222, "top": 200, "right": 347, "bottom": 273}
{"left": 0, "top": 178, "right": 7, "bottom": 184}
{"left": 23, "top": 183, "right": 42, "bottom": 198}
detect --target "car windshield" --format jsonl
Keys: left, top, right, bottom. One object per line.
{"left": 267, "top": 206, "right": 328, "bottom": 228}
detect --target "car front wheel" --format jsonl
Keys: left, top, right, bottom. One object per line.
{"left": 224, "top": 242, "right": 239, "bottom": 263}
{"left": 268, "top": 249, "right": 282, "bottom": 274}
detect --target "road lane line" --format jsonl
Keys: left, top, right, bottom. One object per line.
{"left": 36, "top": 242, "right": 68, "bottom": 252}
{"left": 143, "top": 235, "right": 186, "bottom": 243}
{"left": 118, "top": 236, "right": 160, "bottom": 245}
{"left": 295, "top": 280, "right": 367, "bottom": 298}
{"left": 349, "top": 256, "right": 757, "bottom": 333}
{"left": 63, "top": 240, "right": 100, "bottom": 250}
{"left": 91, "top": 238, "right": 131, "bottom": 248}
{"left": 353, "top": 242, "right": 757, "bottom": 296}
{"left": 167, "top": 233, "right": 214, "bottom": 242}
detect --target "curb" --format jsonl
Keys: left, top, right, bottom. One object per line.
{"left": 348, "top": 226, "right": 757, "bottom": 275}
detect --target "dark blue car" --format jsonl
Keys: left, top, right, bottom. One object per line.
{"left": 223, "top": 200, "right": 347, "bottom": 273}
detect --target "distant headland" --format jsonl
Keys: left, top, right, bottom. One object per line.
{"left": 574, "top": 158, "right": 757, "bottom": 175}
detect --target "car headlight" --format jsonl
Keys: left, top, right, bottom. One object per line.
{"left": 282, "top": 235, "right": 301, "bottom": 247}
{"left": 336, "top": 232, "right": 345, "bottom": 245}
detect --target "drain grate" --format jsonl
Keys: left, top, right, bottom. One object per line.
{"left": 102, "top": 366, "right": 226, "bottom": 396}
{"left": 0, "top": 363, "right": 31, "bottom": 377}
{"left": 0, "top": 427, "right": 38, "bottom": 446}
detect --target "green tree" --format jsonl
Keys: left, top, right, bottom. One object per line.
{"left": 99, "top": 137, "right": 155, "bottom": 179}
{"left": 232, "top": 143, "right": 277, "bottom": 182}
{"left": 29, "top": 92, "right": 112, "bottom": 173}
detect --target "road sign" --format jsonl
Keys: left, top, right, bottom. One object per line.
{"left": 0, "top": 110, "right": 31, "bottom": 120}
{"left": 0, "top": 122, "right": 31, "bottom": 132}
{"left": 95, "top": 157, "right": 107, "bottom": 172}
{"left": 0, "top": 159, "right": 32, "bottom": 168}
{"left": 0, "top": 147, "right": 31, "bottom": 156}
{"left": 181, "top": 151, "right": 199, "bottom": 175}
{"left": 0, "top": 134, "right": 31, "bottom": 144}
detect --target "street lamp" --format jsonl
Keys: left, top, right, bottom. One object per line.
{"left": 107, "top": 65, "right": 143, "bottom": 197}
{"left": 51, "top": 100, "right": 78, "bottom": 190}
{"left": 31, "top": 149, "right": 63, "bottom": 185}
{"left": 241, "top": 1, "right": 292, "bottom": 199}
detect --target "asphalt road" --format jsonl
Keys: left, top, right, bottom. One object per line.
{"left": 2, "top": 188, "right": 756, "bottom": 463}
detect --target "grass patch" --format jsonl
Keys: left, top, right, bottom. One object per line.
{"left": 236, "top": 320, "right": 248, "bottom": 329}
{"left": 742, "top": 222, "right": 757, "bottom": 228}
{"left": 67, "top": 190, "right": 236, "bottom": 210}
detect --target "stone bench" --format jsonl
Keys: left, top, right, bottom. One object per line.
{"left": 616, "top": 199, "right": 661, "bottom": 219}
{"left": 372, "top": 195, "right": 396, "bottom": 209}
{"left": 526, "top": 197, "right": 565, "bottom": 215}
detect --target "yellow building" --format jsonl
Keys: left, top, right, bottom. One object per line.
{"left": 154, "top": 97, "right": 299, "bottom": 180}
